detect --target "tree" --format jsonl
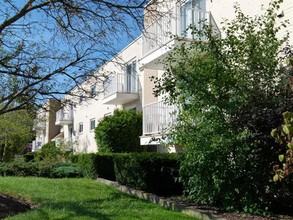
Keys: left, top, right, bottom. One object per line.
{"left": 0, "top": 0, "right": 161, "bottom": 115}
{"left": 154, "top": 0, "right": 293, "bottom": 213}
{"left": 0, "top": 109, "right": 35, "bottom": 161}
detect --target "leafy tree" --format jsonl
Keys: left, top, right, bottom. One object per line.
{"left": 0, "top": 110, "right": 35, "bottom": 162}
{"left": 0, "top": 0, "right": 160, "bottom": 115}
{"left": 271, "top": 111, "right": 293, "bottom": 181}
{"left": 95, "top": 109, "right": 144, "bottom": 153}
{"left": 154, "top": 0, "right": 293, "bottom": 213}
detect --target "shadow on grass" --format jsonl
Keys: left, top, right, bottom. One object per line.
{"left": 31, "top": 191, "right": 146, "bottom": 220}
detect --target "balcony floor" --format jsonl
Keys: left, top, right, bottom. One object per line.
{"left": 102, "top": 92, "right": 139, "bottom": 105}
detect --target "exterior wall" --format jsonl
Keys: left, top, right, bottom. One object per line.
{"left": 143, "top": 69, "right": 158, "bottom": 106}
{"left": 38, "top": 0, "right": 293, "bottom": 154}
{"left": 60, "top": 37, "right": 144, "bottom": 153}
{"left": 32, "top": 99, "right": 61, "bottom": 152}
{"left": 206, "top": 0, "right": 293, "bottom": 44}
{"left": 72, "top": 96, "right": 115, "bottom": 153}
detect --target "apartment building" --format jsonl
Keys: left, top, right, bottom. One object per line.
{"left": 32, "top": 99, "right": 61, "bottom": 152}
{"left": 34, "top": 0, "right": 293, "bottom": 153}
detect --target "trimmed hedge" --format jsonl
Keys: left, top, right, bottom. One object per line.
{"left": 77, "top": 153, "right": 115, "bottom": 180}
{"left": 114, "top": 153, "right": 183, "bottom": 196}
{"left": 77, "top": 153, "right": 97, "bottom": 179}
{"left": 95, "top": 153, "right": 115, "bottom": 181}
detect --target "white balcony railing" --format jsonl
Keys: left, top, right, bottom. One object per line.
{"left": 143, "top": 101, "right": 177, "bottom": 135}
{"left": 104, "top": 73, "right": 138, "bottom": 98}
{"left": 56, "top": 109, "right": 73, "bottom": 125}
{"left": 142, "top": 7, "right": 220, "bottom": 57}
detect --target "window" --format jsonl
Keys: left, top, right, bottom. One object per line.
{"left": 125, "top": 60, "right": 137, "bottom": 93}
{"left": 90, "top": 118, "right": 95, "bottom": 131}
{"left": 79, "top": 123, "right": 83, "bottom": 133}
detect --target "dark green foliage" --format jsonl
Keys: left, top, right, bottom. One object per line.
{"left": 70, "top": 154, "right": 79, "bottom": 163}
{"left": 114, "top": 153, "right": 183, "bottom": 196}
{"left": 95, "top": 109, "right": 145, "bottom": 153}
{"left": 77, "top": 153, "right": 97, "bottom": 179}
{"left": 0, "top": 159, "right": 80, "bottom": 178}
{"left": 154, "top": 0, "right": 293, "bottom": 214}
{"left": 51, "top": 163, "right": 81, "bottom": 178}
{"left": 95, "top": 153, "right": 115, "bottom": 181}
{"left": 36, "top": 141, "right": 63, "bottom": 162}
{"left": 0, "top": 159, "right": 53, "bottom": 177}
{"left": 76, "top": 153, "right": 116, "bottom": 180}
{"left": 23, "top": 152, "right": 37, "bottom": 162}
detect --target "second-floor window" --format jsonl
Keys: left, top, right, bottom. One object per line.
{"left": 79, "top": 123, "right": 83, "bottom": 133}
{"left": 90, "top": 119, "right": 95, "bottom": 131}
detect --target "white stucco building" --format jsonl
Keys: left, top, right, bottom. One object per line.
{"left": 33, "top": 0, "right": 293, "bottom": 153}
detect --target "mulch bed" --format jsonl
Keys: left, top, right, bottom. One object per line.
{"left": 0, "top": 193, "right": 36, "bottom": 219}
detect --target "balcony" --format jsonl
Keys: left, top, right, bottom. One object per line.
{"left": 55, "top": 109, "right": 73, "bottom": 126}
{"left": 103, "top": 73, "right": 139, "bottom": 105}
{"left": 141, "top": 101, "right": 177, "bottom": 145}
{"left": 140, "top": 7, "right": 220, "bottom": 70}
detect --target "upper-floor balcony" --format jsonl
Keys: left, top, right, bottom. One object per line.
{"left": 102, "top": 72, "right": 139, "bottom": 105}
{"left": 55, "top": 108, "right": 73, "bottom": 126}
{"left": 143, "top": 100, "right": 177, "bottom": 135}
{"left": 140, "top": 6, "right": 220, "bottom": 70}
{"left": 141, "top": 100, "right": 177, "bottom": 145}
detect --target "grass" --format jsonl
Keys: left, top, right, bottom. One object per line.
{"left": 0, "top": 177, "right": 197, "bottom": 220}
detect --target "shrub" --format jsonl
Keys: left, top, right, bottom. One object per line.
{"left": 77, "top": 153, "right": 97, "bottom": 179}
{"left": 95, "top": 109, "right": 145, "bottom": 153}
{"left": 0, "top": 159, "right": 53, "bottom": 177}
{"left": 114, "top": 153, "right": 183, "bottom": 196}
{"left": 23, "top": 152, "right": 37, "bottom": 162}
{"left": 35, "top": 141, "right": 63, "bottom": 162}
{"left": 70, "top": 154, "right": 79, "bottom": 163}
{"left": 0, "top": 159, "right": 80, "bottom": 178}
{"left": 153, "top": 0, "right": 293, "bottom": 213}
{"left": 75, "top": 153, "right": 115, "bottom": 180}
{"left": 95, "top": 153, "right": 115, "bottom": 181}
{"left": 51, "top": 163, "right": 81, "bottom": 178}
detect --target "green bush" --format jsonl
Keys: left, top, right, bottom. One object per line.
{"left": 114, "top": 153, "right": 183, "bottom": 196}
{"left": 153, "top": 0, "right": 293, "bottom": 214}
{"left": 76, "top": 153, "right": 115, "bottom": 180}
{"left": 95, "top": 153, "right": 115, "bottom": 181}
{"left": 77, "top": 153, "right": 97, "bottom": 179}
{"left": 0, "top": 160, "right": 51, "bottom": 177}
{"left": 0, "top": 160, "right": 80, "bottom": 178}
{"left": 36, "top": 141, "right": 63, "bottom": 162}
{"left": 23, "top": 152, "right": 37, "bottom": 162}
{"left": 95, "top": 109, "right": 145, "bottom": 153}
{"left": 51, "top": 163, "right": 81, "bottom": 178}
{"left": 69, "top": 154, "right": 79, "bottom": 163}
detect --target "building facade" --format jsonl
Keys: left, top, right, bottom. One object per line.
{"left": 33, "top": 0, "right": 293, "bottom": 153}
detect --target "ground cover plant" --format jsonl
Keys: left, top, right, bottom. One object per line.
{"left": 0, "top": 177, "right": 197, "bottom": 220}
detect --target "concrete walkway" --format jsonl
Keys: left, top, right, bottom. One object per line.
{"left": 96, "top": 178, "right": 226, "bottom": 220}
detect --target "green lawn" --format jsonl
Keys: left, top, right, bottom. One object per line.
{"left": 0, "top": 177, "right": 197, "bottom": 220}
